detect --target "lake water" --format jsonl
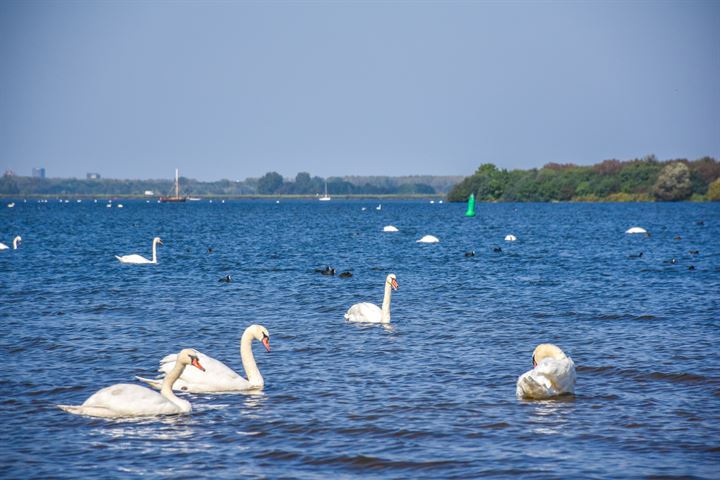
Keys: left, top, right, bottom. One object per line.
{"left": 1, "top": 199, "right": 719, "bottom": 479}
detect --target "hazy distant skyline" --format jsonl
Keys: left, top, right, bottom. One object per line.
{"left": 1, "top": 1, "right": 718, "bottom": 181}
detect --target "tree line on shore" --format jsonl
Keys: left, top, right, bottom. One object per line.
{"left": 0, "top": 171, "right": 459, "bottom": 197}
{"left": 447, "top": 156, "right": 720, "bottom": 202}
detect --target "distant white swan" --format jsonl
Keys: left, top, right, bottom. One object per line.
{"left": 383, "top": 225, "right": 399, "bottom": 232}
{"left": 416, "top": 235, "right": 439, "bottom": 243}
{"left": 0, "top": 235, "right": 21, "bottom": 250}
{"left": 137, "top": 325, "right": 271, "bottom": 393}
{"left": 516, "top": 344, "right": 576, "bottom": 400}
{"left": 116, "top": 237, "right": 163, "bottom": 264}
{"left": 625, "top": 227, "right": 648, "bottom": 234}
{"left": 58, "top": 349, "right": 205, "bottom": 418}
{"left": 345, "top": 274, "right": 398, "bottom": 324}
{"left": 505, "top": 234, "right": 517, "bottom": 241}
{"left": 376, "top": 204, "right": 382, "bottom": 210}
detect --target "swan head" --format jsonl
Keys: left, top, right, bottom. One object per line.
{"left": 176, "top": 348, "right": 206, "bottom": 371}
{"left": 249, "top": 324, "right": 271, "bottom": 352}
{"left": 386, "top": 273, "right": 399, "bottom": 291}
{"left": 532, "top": 343, "right": 568, "bottom": 368}
{"left": 153, "top": 237, "right": 163, "bottom": 246}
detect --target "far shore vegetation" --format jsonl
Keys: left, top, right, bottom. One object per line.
{"left": 2, "top": 156, "right": 719, "bottom": 202}
{"left": 447, "top": 155, "right": 720, "bottom": 202}
{"left": 0, "top": 172, "right": 460, "bottom": 199}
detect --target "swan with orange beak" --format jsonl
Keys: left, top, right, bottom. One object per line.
{"left": 137, "top": 325, "right": 271, "bottom": 393}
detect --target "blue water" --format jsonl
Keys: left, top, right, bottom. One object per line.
{"left": 1, "top": 199, "right": 719, "bottom": 479}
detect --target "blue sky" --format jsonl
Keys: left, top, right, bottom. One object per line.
{"left": 1, "top": 1, "right": 718, "bottom": 181}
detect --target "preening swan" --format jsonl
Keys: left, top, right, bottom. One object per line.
{"left": 116, "top": 237, "right": 163, "bottom": 264}
{"left": 626, "top": 227, "right": 648, "bottom": 234}
{"left": 0, "top": 235, "right": 21, "bottom": 250}
{"left": 417, "top": 235, "right": 439, "bottom": 243}
{"left": 344, "top": 274, "right": 398, "bottom": 324}
{"left": 505, "top": 234, "right": 517, "bottom": 241}
{"left": 516, "top": 343, "right": 576, "bottom": 400}
{"left": 137, "top": 325, "right": 271, "bottom": 393}
{"left": 58, "top": 349, "right": 205, "bottom": 418}
{"left": 383, "top": 225, "right": 399, "bottom": 232}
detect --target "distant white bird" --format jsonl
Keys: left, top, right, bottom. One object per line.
{"left": 7, "top": 202, "right": 15, "bottom": 208}
{"left": 376, "top": 204, "right": 382, "bottom": 210}
{"left": 345, "top": 274, "right": 398, "bottom": 324}
{"left": 625, "top": 227, "right": 648, "bottom": 234}
{"left": 417, "top": 235, "right": 439, "bottom": 243}
{"left": 383, "top": 225, "right": 399, "bottom": 232}
{"left": 117, "top": 204, "right": 124, "bottom": 208}
{"left": 505, "top": 234, "right": 517, "bottom": 241}
{"left": 0, "top": 235, "right": 21, "bottom": 251}
{"left": 116, "top": 237, "right": 163, "bottom": 264}
{"left": 516, "top": 344, "right": 576, "bottom": 400}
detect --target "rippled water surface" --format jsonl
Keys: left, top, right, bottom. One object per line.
{"left": 1, "top": 200, "right": 719, "bottom": 479}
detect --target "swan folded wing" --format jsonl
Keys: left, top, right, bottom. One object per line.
{"left": 516, "top": 357, "right": 576, "bottom": 399}
{"left": 344, "top": 302, "right": 382, "bottom": 323}
{"left": 116, "top": 254, "right": 152, "bottom": 264}
{"left": 79, "top": 383, "right": 183, "bottom": 417}
{"left": 159, "top": 351, "right": 248, "bottom": 392}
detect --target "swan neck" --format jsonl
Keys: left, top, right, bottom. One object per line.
{"left": 241, "top": 330, "right": 264, "bottom": 387}
{"left": 13, "top": 237, "right": 19, "bottom": 249}
{"left": 161, "top": 360, "right": 191, "bottom": 412}
{"left": 151, "top": 240, "right": 158, "bottom": 263}
{"left": 381, "top": 280, "right": 393, "bottom": 323}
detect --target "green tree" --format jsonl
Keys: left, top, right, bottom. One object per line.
{"left": 653, "top": 162, "right": 692, "bottom": 201}
{"left": 707, "top": 178, "right": 720, "bottom": 201}
{"left": 257, "top": 172, "right": 284, "bottom": 194}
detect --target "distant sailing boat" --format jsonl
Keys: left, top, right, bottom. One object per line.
{"left": 160, "top": 169, "right": 187, "bottom": 203}
{"left": 319, "top": 181, "right": 331, "bottom": 201}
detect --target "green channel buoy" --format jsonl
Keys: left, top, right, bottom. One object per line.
{"left": 465, "top": 193, "right": 476, "bottom": 217}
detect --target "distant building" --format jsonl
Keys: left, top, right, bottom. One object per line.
{"left": 3, "top": 170, "right": 16, "bottom": 177}
{"left": 86, "top": 172, "right": 101, "bottom": 180}
{"left": 32, "top": 167, "right": 46, "bottom": 178}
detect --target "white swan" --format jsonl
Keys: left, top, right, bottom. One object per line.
{"left": 0, "top": 235, "right": 21, "bottom": 250}
{"left": 58, "top": 349, "right": 205, "bottom": 418}
{"left": 626, "top": 226, "right": 648, "bottom": 234}
{"left": 505, "top": 234, "right": 517, "bottom": 241}
{"left": 116, "top": 237, "right": 163, "bottom": 264}
{"left": 344, "top": 274, "right": 398, "bottom": 324}
{"left": 516, "top": 343, "right": 576, "bottom": 400}
{"left": 383, "top": 225, "right": 399, "bottom": 232}
{"left": 416, "top": 235, "right": 439, "bottom": 243}
{"left": 137, "top": 325, "right": 270, "bottom": 393}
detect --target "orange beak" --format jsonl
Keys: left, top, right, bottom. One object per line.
{"left": 262, "top": 337, "right": 271, "bottom": 352}
{"left": 390, "top": 278, "right": 399, "bottom": 291}
{"left": 192, "top": 357, "right": 206, "bottom": 372}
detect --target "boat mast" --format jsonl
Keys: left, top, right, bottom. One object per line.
{"left": 175, "top": 168, "right": 179, "bottom": 198}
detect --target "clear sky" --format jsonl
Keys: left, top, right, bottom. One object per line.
{"left": 1, "top": 1, "right": 718, "bottom": 181}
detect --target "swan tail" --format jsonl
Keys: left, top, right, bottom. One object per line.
{"left": 134, "top": 376, "right": 163, "bottom": 390}
{"left": 58, "top": 404, "right": 82, "bottom": 414}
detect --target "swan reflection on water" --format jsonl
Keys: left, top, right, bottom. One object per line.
{"left": 525, "top": 396, "right": 577, "bottom": 437}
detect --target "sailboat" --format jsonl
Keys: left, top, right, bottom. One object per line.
{"left": 319, "top": 181, "right": 331, "bottom": 201}
{"left": 160, "top": 169, "right": 187, "bottom": 203}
